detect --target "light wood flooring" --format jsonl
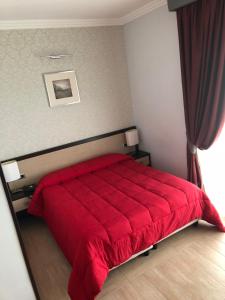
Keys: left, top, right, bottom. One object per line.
{"left": 19, "top": 215, "right": 225, "bottom": 300}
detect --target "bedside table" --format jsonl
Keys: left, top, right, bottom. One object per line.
{"left": 11, "top": 184, "right": 36, "bottom": 213}
{"left": 128, "top": 150, "right": 151, "bottom": 166}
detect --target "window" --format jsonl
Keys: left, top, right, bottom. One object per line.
{"left": 199, "top": 127, "right": 225, "bottom": 217}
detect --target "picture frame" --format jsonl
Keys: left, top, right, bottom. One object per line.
{"left": 44, "top": 70, "right": 80, "bottom": 108}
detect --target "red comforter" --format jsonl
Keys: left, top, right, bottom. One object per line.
{"left": 28, "top": 153, "right": 225, "bottom": 300}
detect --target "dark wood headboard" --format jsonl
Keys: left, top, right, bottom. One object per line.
{"left": 1, "top": 126, "right": 136, "bottom": 191}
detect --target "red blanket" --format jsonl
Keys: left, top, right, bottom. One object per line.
{"left": 28, "top": 153, "right": 225, "bottom": 300}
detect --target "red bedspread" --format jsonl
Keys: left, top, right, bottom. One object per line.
{"left": 28, "top": 153, "right": 225, "bottom": 300}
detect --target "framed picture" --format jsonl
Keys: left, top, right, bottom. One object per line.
{"left": 44, "top": 70, "right": 80, "bottom": 108}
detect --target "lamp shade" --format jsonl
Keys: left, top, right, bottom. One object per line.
{"left": 1, "top": 160, "right": 21, "bottom": 183}
{"left": 125, "top": 129, "right": 139, "bottom": 146}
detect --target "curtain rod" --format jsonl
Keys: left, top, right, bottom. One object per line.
{"left": 168, "top": 0, "right": 198, "bottom": 11}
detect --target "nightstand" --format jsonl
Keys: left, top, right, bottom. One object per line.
{"left": 10, "top": 184, "right": 36, "bottom": 213}
{"left": 128, "top": 150, "right": 151, "bottom": 166}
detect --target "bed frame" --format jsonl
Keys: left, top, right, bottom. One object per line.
{"left": 110, "top": 219, "right": 199, "bottom": 271}
{"left": 0, "top": 126, "right": 199, "bottom": 299}
{"left": 2, "top": 127, "right": 136, "bottom": 193}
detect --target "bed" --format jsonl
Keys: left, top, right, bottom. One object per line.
{"left": 28, "top": 153, "right": 225, "bottom": 300}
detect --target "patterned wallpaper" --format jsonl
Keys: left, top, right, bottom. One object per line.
{"left": 0, "top": 27, "right": 133, "bottom": 161}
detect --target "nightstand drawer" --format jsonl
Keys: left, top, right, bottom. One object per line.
{"left": 136, "top": 156, "right": 150, "bottom": 166}
{"left": 13, "top": 197, "right": 31, "bottom": 213}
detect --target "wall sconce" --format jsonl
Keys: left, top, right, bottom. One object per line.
{"left": 40, "top": 54, "right": 73, "bottom": 60}
{"left": 125, "top": 129, "right": 139, "bottom": 154}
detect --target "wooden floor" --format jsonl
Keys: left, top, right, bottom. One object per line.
{"left": 19, "top": 215, "right": 225, "bottom": 300}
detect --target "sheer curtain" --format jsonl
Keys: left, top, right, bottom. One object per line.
{"left": 199, "top": 128, "right": 225, "bottom": 217}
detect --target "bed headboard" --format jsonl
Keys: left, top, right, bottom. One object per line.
{"left": 2, "top": 126, "right": 135, "bottom": 191}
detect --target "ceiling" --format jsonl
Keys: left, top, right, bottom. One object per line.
{"left": 1, "top": 0, "right": 150, "bottom": 20}
{"left": 0, "top": 0, "right": 167, "bottom": 29}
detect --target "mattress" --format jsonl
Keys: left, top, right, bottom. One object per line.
{"left": 28, "top": 153, "right": 225, "bottom": 300}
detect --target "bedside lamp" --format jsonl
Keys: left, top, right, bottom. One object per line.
{"left": 125, "top": 129, "right": 139, "bottom": 154}
{"left": 1, "top": 160, "right": 23, "bottom": 200}
{"left": 2, "top": 160, "right": 21, "bottom": 183}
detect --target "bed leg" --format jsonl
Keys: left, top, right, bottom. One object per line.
{"left": 193, "top": 221, "right": 199, "bottom": 227}
{"left": 143, "top": 250, "right": 150, "bottom": 256}
{"left": 153, "top": 244, "right": 158, "bottom": 250}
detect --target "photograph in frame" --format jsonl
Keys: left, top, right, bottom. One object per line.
{"left": 44, "top": 71, "right": 80, "bottom": 108}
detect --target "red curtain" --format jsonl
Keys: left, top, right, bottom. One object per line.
{"left": 177, "top": 0, "right": 225, "bottom": 187}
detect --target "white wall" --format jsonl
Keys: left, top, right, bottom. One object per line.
{"left": 124, "top": 5, "right": 187, "bottom": 178}
{"left": 0, "top": 180, "right": 36, "bottom": 300}
{"left": 0, "top": 27, "right": 133, "bottom": 161}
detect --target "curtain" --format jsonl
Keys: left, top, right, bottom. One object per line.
{"left": 177, "top": 0, "right": 225, "bottom": 187}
